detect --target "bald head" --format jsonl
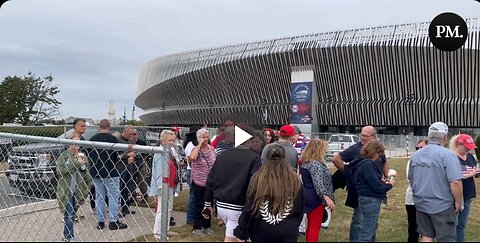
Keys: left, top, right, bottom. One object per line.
{"left": 360, "top": 126, "right": 377, "bottom": 145}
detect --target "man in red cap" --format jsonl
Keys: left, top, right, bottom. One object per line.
{"left": 211, "top": 121, "right": 234, "bottom": 148}
{"left": 260, "top": 125, "right": 298, "bottom": 171}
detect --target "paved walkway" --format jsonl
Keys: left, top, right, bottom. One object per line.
{"left": 0, "top": 199, "right": 186, "bottom": 242}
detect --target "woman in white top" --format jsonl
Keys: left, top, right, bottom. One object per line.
{"left": 405, "top": 139, "right": 427, "bottom": 243}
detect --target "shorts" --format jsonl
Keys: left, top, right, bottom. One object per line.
{"left": 217, "top": 206, "right": 242, "bottom": 238}
{"left": 416, "top": 206, "right": 457, "bottom": 242}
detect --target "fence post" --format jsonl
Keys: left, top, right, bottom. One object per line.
{"left": 160, "top": 150, "right": 170, "bottom": 242}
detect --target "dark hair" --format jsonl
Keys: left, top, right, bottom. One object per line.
{"left": 263, "top": 128, "right": 277, "bottom": 144}
{"left": 73, "top": 118, "right": 86, "bottom": 128}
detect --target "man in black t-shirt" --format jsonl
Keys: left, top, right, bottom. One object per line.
{"left": 331, "top": 126, "right": 389, "bottom": 242}
{"left": 88, "top": 119, "right": 128, "bottom": 230}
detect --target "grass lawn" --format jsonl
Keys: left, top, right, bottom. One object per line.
{"left": 131, "top": 158, "right": 480, "bottom": 242}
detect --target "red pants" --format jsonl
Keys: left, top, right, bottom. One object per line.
{"left": 306, "top": 204, "right": 325, "bottom": 242}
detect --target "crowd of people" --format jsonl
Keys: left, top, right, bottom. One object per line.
{"left": 54, "top": 118, "right": 480, "bottom": 242}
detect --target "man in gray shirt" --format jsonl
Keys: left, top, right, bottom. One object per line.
{"left": 408, "top": 122, "right": 463, "bottom": 242}
{"left": 261, "top": 125, "right": 298, "bottom": 171}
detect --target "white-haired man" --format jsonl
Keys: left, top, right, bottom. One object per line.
{"left": 408, "top": 122, "right": 463, "bottom": 242}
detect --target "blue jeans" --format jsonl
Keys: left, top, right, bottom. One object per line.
{"left": 93, "top": 177, "right": 120, "bottom": 223}
{"left": 457, "top": 198, "right": 472, "bottom": 242}
{"left": 120, "top": 170, "right": 134, "bottom": 212}
{"left": 358, "top": 196, "right": 382, "bottom": 242}
{"left": 63, "top": 194, "right": 75, "bottom": 240}
{"left": 350, "top": 206, "right": 363, "bottom": 241}
{"left": 186, "top": 187, "right": 195, "bottom": 223}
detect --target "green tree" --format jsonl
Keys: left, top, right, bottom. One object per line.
{"left": 120, "top": 119, "right": 144, "bottom": 126}
{"left": 0, "top": 72, "right": 61, "bottom": 125}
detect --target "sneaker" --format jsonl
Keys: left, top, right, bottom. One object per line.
{"left": 174, "top": 192, "right": 179, "bottom": 197}
{"left": 169, "top": 221, "right": 176, "bottom": 227}
{"left": 192, "top": 229, "right": 205, "bottom": 237}
{"left": 62, "top": 238, "right": 73, "bottom": 242}
{"left": 97, "top": 222, "right": 105, "bottom": 230}
{"left": 108, "top": 221, "right": 128, "bottom": 230}
{"left": 203, "top": 228, "right": 214, "bottom": 235}
{"left": 121, "top": 209, "right": 136, "bottom": 215}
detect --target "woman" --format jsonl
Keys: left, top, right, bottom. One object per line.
{"left": 150, "top": 130, "right": 178, "bottom": 239}
{"left": 233, "top": 145, "right": 304, "bottom": 242}
{"left": 353, "top": 140, "right": 395, "bottom": 242}
{"left": 405, "top": 139, "right": 427, "bottom": 242}
{"left": 300, "top": 139, "right": 335, "bottom": 242}
{"left": 56, "top": 134, "right": 92, "bottom": 242}
{"left": 249, "top": 130, "right": 265, "bottom": 155}
{"left": 449, "top": 134, "right": 480, "bottom": 242}
{"left": 189, "top": 128, "right": 217, "bottom": 236}
{"left": 263, "top": 128, "right": 277, "bottom": 145}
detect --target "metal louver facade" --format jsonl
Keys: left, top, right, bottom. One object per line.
{"left": 135, "top": 18, "right": 480, "bottom": 130}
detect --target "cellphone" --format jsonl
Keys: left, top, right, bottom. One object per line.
{"left": 201, "top": 208, "right": 211, "bottom": 219}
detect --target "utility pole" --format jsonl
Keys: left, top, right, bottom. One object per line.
{"left": 131, "top": 105, "right": 135, "bottom": 121}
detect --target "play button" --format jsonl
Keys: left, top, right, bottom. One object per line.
{"left": 235, "top": 126, "right": 253, "bottom": 148}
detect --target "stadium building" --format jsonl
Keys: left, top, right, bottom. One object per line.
{"left": 135, "top": 18, "right": 480, "bottom": 135}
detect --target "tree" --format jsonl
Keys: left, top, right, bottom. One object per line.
{"left": 120, "top": 119, "right": 144, "bottom": 126}
{"left": 0, "top": 72, "right": 61, "bottom": 125}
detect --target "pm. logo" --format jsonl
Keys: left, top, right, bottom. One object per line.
{"left": 429, "top": 12, "right": 468, "bottom": 52}
{"left": 293, "top": 84, "right": 310, "bottom": 102}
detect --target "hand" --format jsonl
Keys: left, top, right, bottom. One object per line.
{"left": 127, "top": 156, "right": 135, "bottom": 164}
{"left": 202, "top": 206, "right": 213, "bottom": 219}
{"left": 388, "top": 179, "right": 396, "bottom": 187}
{"left": 323, "top": 195, "right": 335, "bottom": 212}
{"left": 128, "top": 151, "right": 136, "bottom": 157}
{"left": 455, "top": 201, "right": 462, "bottom": 213}
{"left": 467, "top": 169, "right": 480, "bottom": 178}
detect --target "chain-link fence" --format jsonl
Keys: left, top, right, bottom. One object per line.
{"left": 0, "top": 131, "right": 178, "bottom": 242}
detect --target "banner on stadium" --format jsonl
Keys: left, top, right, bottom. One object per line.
{"left": 290, "top": 81, "right": 313, "bottom": 124}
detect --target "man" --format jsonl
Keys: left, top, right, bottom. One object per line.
{"left": 130, "top": 129, "right": 149, "bottom": 201}
{"left": 88, "top": 119, "right": 128, "bottom": 230}
{"left": 291, "top": 125, "right": 310, "bottom": 159}
{"left": 204, "top": 126, "right": 262, "bottom": 242}
{"left": 331, "top": 125, "right": 389, "bottom": 242}
{"left": 408, "top": 122, "right": 463, "bottom": 242}
{"left": 72, "top": 118, "right": 87, "bottom": 140}
{"left": 261, "top": 125, "right": 298, "bottom": 170}
{"left": 215, "top": 126, "right": 235, "bottom": 154}
{"left": 117, "top": 126, "right": 137, "bottom": 216}
{"left": 211, "top": 121, "right": 235, "bottom": 148}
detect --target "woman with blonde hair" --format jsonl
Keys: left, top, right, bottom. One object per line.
{"left": 233, "top": 145, "right": 304, "bottom": 242}
{"left": 449, "top": 134, "right": 480, "bottom": 242}
{"left": 299, "top": 139, "right": 335, "bottom": 242}
{"left": 151, "top": 130, "right": 178, "bottom": 239}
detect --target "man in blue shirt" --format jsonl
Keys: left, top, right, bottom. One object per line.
{"left": 408, "top": 122, "right": 463, "bottom": 242}
{"left": 331, "top": 126, "right": 389, "bottom": 242}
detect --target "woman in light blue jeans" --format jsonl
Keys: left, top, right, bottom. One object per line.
{"left": 449, "top": 134, "right": 480, "bottom": 242}
{"left": 353, "top": 141, "right": 394, "bottom": 242}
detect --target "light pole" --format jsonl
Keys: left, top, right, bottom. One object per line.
{"left": 406, "top": 93, "right": 415, "bottom": 157}
{"left": 261, "top": 98, "right": 267, "bottom": 126}
{"left": 161, "top": 102, "right": 166, "bottom": 125}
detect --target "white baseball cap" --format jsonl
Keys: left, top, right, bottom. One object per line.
{"left": 428, "top": 122, "right": 449, "bottom": 134}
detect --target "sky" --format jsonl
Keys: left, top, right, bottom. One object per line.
{"left": 0, "top": 0, "right": 479, "bottom": 121}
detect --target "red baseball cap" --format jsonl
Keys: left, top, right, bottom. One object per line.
{"left": 171, "top": 127, "right": 180, "bottom": 132}
{"left": 457, "top": 134, "right": 477, "bottom": 150}
{"left": 278, "top": 125, "right": 295, "bottom": 137}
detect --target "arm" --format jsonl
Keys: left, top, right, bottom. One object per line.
{"left": 189, "top": 145, "right": 201, "bottom": 161}
{"left": 362, "top": 163, "right": 393, "bottom": 194}
{"left": 204, "top": 157, "right": 217, "bottom": 208}
{"left": 233, "top": 199, "right": 253, "bottom": 241}
{"left": 382, "top": 158, "right": 389, "bottom": 178}
{"left": 332, "top": 153, "right": 344, "bottom": 172}
{"left": 310, "top": 162, "right": 332, "bottom": 202}
{"left": 450, "top": 180, "right": 463, "bottom": 213}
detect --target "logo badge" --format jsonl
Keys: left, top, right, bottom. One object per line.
{"left": 429, "top": 12, "right": 468, "bottom": 52}
{"left": 293, "top": 84, "right": 310, "bottom": 102}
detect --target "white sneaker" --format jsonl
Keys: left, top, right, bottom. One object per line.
{"left": 174, "top": 192, "right": 179, "bottom": 197}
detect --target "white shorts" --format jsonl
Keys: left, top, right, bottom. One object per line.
{"left": 217, "top": 206, "right": 242, "bottom": 238}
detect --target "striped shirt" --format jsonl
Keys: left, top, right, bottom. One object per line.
{"left": 191, "top": 146, "right": 216, "bottom": 187}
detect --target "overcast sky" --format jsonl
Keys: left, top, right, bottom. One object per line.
{"left": 0, "top": 0, "right": 479, "bottom": 121}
